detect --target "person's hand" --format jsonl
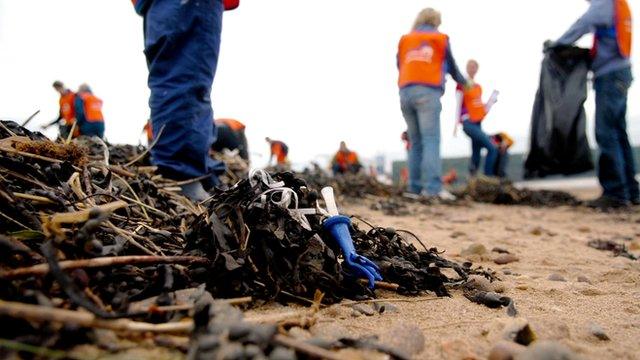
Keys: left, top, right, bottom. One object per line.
{"left": 543, "top": 40, "right": 555, "bottom": 53}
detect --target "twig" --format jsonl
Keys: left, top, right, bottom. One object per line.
{"left": 107, "top": 165, "right": 136, "bottom": 178}
{"left": 112, "top": 173, "right": 151, "bottom": 221}
{"left": 0, "top": 255, "right": 209, "bottom": 280}
{"left": 0, "top": 300, "right": 193, "bottom": 334}
{"left": 20, "top": 110, "right": 41, "bottom": 127}
{"left": 106, "top": 222, "right": 158, "bottom": 256}
{"left": 0, "top": 121, "right": 17, "bottom": 137}
{"left": 65, "top": 121, "right": 77, "bottom": 145}
{"left": 120, "top": 195, "right": 170, "bottom": 219}
{"left": 47, "top": 201, "right": 127, "bottom": 224}
{"left": 0, "top": 210, "right": 31, "bottom": 230}
{"left": 0, "top": 147, "right": 63, "bottom": 164}
{"left": 124, "top": 124, "right": 165, "bottom": 167}
{"left": 339, "top": 296, "right": 443, "bottom": 307}
{"left": 0, "top": 338, "right": 66, "bottom": 359}
{"left": 0, "top": 168, "right": 50, "bottom": 189}
{"left": 12, "top": 192, "right": 56, "bottom": 204}
{"left": 273, "top": 334, "right": 347, "bottom": 360}
{"left": 137, "top": 297, "right": 253, "bottom": 314}
{"left": 358, "top": 279, "right": 400, "bottom": 291}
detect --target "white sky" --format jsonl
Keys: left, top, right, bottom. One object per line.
{"left": 0, "top": 0, "right": 639, "bottom": 167}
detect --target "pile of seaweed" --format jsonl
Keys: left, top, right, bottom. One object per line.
{"left": 185, "top": 170, "right": 489, "bottom": 303}
{"left": 456, "top": 177, "right": 581, "bottom": 207}
{"left": 0, "top": 120, "right": 493, "bottom": 358}
{"left": 298, "top": 164, "right": 398, "bottom": 198}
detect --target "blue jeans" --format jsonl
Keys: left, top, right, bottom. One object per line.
{"left": 144, "top": 0, "right": 224, "bottom": 185}
{"left": 79, "top": 122, "right": 105, "bottom": 138}
{"left": 594, "top": 67, "right": 638, "bottom": 201}
{"left": 400, "top": 86, "right": 443, "bottom": 195}
{"left": 495, "top": 150, "right": 509, "bottom": 178}
{"left": 462, "top": 120, "right": 498, "bottom": 176}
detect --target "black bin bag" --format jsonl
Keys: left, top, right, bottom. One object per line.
{"left": 524, "top": 46, "right": 594, "bottom": 179}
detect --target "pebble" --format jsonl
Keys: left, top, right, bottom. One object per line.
{"left": 516, "top": 284, "right": 529, "bottom": 290}
{"left": 547, "top": 273, "right": 567, "bottom": 282}
{"left": 450, "top": 231, "right": 466, "bottom": 239}
{"left": 379, "top": 323, "right": 425, "bottom": 356}
{"left": 501, "top": 319, "right": 536, "bottom": 345}
{"left": 629, "top": 240, "right": 640, "bottom": 251}
{"left": 492, "top": 247, "right": 511, "bottom": 254}
{"left": 440, "top": 339, "right": 479, "bottom": 359}
{"left": 463, "top": 275, "right": 494, "bottom": 293}
{"left": 372, "top": 302, "right": 399, "bottom": 314}
{"left": 351, "top": 303, "right": 375, "bottom": 316}
{"left": 589, "top": 323, "right": 610, "bottom": 341}
{"left": 577, "top": 275, "right": 591, "bottom": 284}
{"left": 488, "top": 341, "right": 526, "bottom": 360}
{"left": 494, "top": 254, "right": 519, "bottom": 265}
{"left": 269, "top": 346, "right": 297, "bottom": 360}
{"left": 287, "top": 327, "right": 312, "bottom": 340}
{"left": 309, "top": 323, "right": 350, "bottom": 342}
{"left": 461, "top": 243, "right": 488, "bottom": 256}
{"left": 517, "top": 341, "right": 581, "bottom": 360}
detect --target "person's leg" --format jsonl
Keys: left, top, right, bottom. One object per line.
{"left": 332, "top": 164, "right": 343, "bottom": 176}
{"left": 238, "top": 130, "right": 249, "bottom": 161}
{"left": 144, "top": 0, "right": 224, "bottom": 186}
{"left": 462, "top": 121, "right": 498, "bottom": 176}
{"left": 594, "top": 71, "right": 628, "bottom": 201}
{"left": 401, "top": 91, "right": 423, "bottom": 194}
{"left": 414, "top": 88, "right": 442, "bottom": 196}
{"left": 462, "top": 121, "right": 481, "bottom": 175}
{"left": 612, "top": 68, "right": 638, "bottom": 202}
{"left": 497, "top": 151, "right": 509, "bottom": 178}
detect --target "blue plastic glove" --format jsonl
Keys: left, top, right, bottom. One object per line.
{"left": 324, "top": 215, "right": 383, "bottom": 288}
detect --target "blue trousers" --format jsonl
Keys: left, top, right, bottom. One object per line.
{"left": 400, "top": 85, "right": 443, "bottom": 195}
{"left": 594, "top": 67, "right": 638, "bottom": 201}
{"left": 144, "top": 0, "right": 224, "bottom": 185}
{"left": 462, "top": 120, "right": 498, "bottom": 176}
{"left": 79, "top": 122, "right": 105, "bottom": 138}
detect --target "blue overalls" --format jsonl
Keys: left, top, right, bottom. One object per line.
{"left": 135, "top": 0, "right": 225, "bottom": 187}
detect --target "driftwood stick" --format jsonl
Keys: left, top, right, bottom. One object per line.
{"left": 0, "top": 147, "right": 63, "bottom": 164}
{"left": 0, "top": 300, "right": 193, "bottom": 334}
{"left": 0, "top": 255, "right": 210, "bottom": 279}
{"left": 12, "top": 192, "right": 56, "bottom": 204}
{"left": 358, "top": 280, "right": 400, "bottom": 291}
{"left": 273, "top": 334, "right": 347, "bottom": 360}
{"left": 48, "top": 201, "right": 127, "bottom": 224}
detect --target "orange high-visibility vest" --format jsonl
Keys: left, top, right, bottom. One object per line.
{"left": 79, "top": 92, "right": 104, "bottom": 123}
{"left": 334, "top": 151, "right": 359, "bottom": 170}
{"left": 462, "top": 84, "right": 487, "bottom": 123}
{"left": 398, "top": 31, "right": 448, "bottom": 88}
{"left": 594, "top": 0, "right": 632, "bottom": 58}
{"left": 59, "top": 91, "right": 76, "bottom": 125}
{"left": 216, "top": 118, "right": 246, "bottom": 131}
{"left": 271, "top": 142, "right": 288, "bottom": 164}
{"left": 615, "top": 0, "right": 632, "bottom": 58}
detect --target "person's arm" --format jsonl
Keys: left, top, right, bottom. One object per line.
{"left": 556, "top": 0, "right": 612, "bottom": 45}
{"left": 445, "top": 41, "right": 467, "bottom": 86}
{"left": 42, "top": 113, "right": 62, "bottom": 129}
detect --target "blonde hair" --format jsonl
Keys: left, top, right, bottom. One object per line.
{"left": 412, "top": 8, "right": 442, "bottom": 30}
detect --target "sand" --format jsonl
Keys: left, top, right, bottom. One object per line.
{"left": 275, "top": 192, "right": 640, "bottom": 359}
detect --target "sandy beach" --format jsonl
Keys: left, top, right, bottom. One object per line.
{"left": 247, "top": 186, "right": 640, "bottom": 360}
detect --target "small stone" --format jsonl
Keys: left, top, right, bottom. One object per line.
{"left": 494, "top": 254, "right": 519, "bottom": 265}
{"left": 461, "top": 243, "right": 488, "bottom": 256}
{"left": 501, "top": 319, "right": 536, "bottom": 345}
{"left": 463, "top": 275, "right": 493, "bottom": 292}
{"left": 488, "top": 341, "right": 526, "bottom": 360}
{"left": 530, "top": 227, "right": 543, "bottom": 236}
{"left": 492, "top": 247, "right": 511, "bottom": 254}
{"left": 269, "top": 346, "right": 296, "bottom": 360}
{"left": 577, "top": 275, "right": 591, "bottom": 284}
{"left": 450, "top": 231, "right": 466, "bottom": 239}
{"left": 310, "top": 323, "right": 350, "bottom": 342}
{"left": 517, "top": 341, "right": 581, "bottom": 360}
{"left": 379, "top": 322, "right": 425, "bottom": 356}
{"left": 351, "top": 310, "right": 361, "bottom": 318}
{"left": 352, "top": 303, "right": 375, "bottom": 316}
{"left": 629, "top": 240, "right": 640, "bottom": 251}
{"left": 516, "top": 284, "right": 529, "bottom": 290}
{"left": 373, "top": 302, "right": 399, "bottom": 314}
{"left": 440, "top": 339, "right": 479, "bottom": 359}
{"left": 589, "top": 323, "right": 610, "bottom": 341}
{"left": 492, "top": 281, "right": 506, "bottom": 293}
{"left": 547, "top": 273, "right": 567, "bottom": 282}
{"left": 288, "top": 327, "right": 312, "bottom": 340}
{"left": 578, "top": 226, "right": 591, "bottom": 233}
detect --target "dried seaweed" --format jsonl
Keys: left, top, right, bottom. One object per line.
{"left": 456, "top": 177, "right": 581, "bottom": 207}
